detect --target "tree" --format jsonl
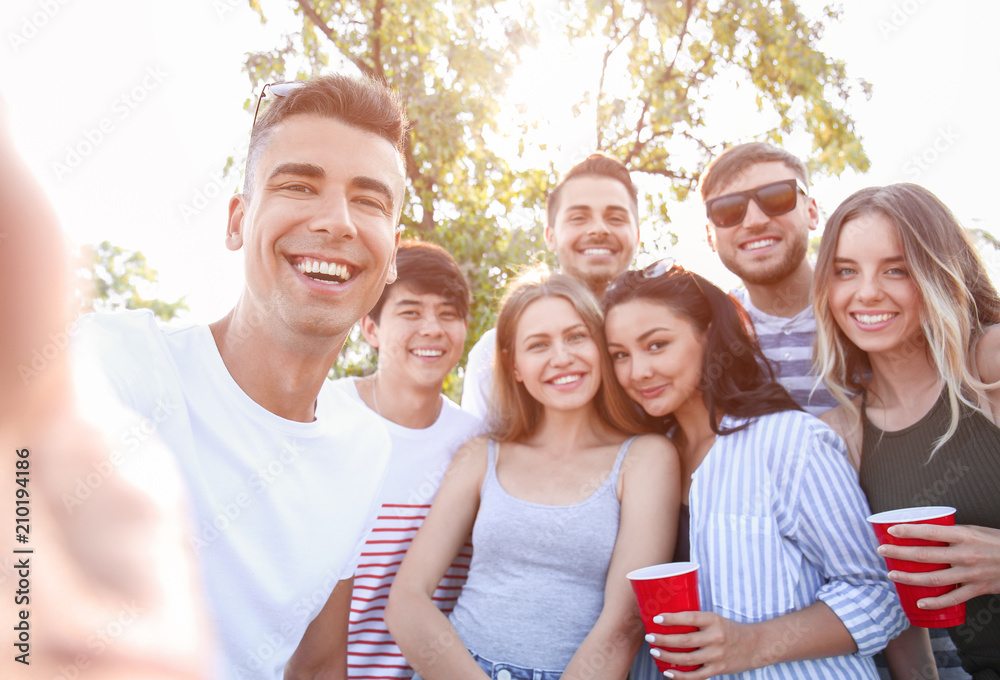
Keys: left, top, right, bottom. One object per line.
{"left": 239, "top": 0, "right": 870, "bottom": 396}
{"left": 76, "top": 241, "right": 189, "bottom": 321}
{"left": 242, "top": 0, "right": 552, "bottom": 396}
{"left": 569, "top": 0, "right": 870, "bottom": 241}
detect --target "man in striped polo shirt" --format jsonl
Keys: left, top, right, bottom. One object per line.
{"left": 332, "top": 241, "right": 483, "bottom": 679}
{"left": 700, "top": 142, "right": 838, "bottom": 416}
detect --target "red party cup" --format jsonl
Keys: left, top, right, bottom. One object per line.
{"left": 627, "top": 561, "right": 702, "bottom": 673}
{"left": 867, "top": 506, "right": 965, "bottom": 628}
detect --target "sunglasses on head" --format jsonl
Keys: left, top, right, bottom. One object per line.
{"left": 250, "top": 81, "right": 306, "bottom": 131}
{"left": 638, "top": 257, "right": 678, "bottom": 279}
{"left": 607, "top": 257, "right": 682, "bottom": 295}
{"left": 705, "top": 178, "right": 809, "bottom": 228}
{"left": 244, "top": 81, "right": 307, "bottom": 182}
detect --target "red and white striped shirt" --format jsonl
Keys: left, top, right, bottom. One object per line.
{"left": 348, "top": 504, "right": 473, "bottom": 679}
{"left": 332, "top": 380, "right": 483, "bottom": 680}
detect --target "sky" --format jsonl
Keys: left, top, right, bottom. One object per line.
{"left": 2, "top": 0, "right": 999, "bottom": 323}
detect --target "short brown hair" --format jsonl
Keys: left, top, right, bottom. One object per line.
{"left": 700, "top": 142, "right": 809, "bottom": 201}
{"left": 367, "top": 240, "right": 470, "bottom": 323}
{"left": 245, "top": 73, "right": 408, "bottom": 198}
{"left": 545, "top": 152, "right": 639, "bottom": 229}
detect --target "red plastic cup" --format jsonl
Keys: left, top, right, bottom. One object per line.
{"left": 626, "top": 561, "right": 702, "bottom": 673}
{"left": 867, "top": 506, "right": 966, "bottom": 628}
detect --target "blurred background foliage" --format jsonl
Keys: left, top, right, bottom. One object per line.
{"left": 76, "top": 240, "right": 189, "bottom": 321}
{"left": 81, "top": 0, "right": 883, "bottom": 401}
{"left": 236, "top": 0, "right": 875, "bottom": 398}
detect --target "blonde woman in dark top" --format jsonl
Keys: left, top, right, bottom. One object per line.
{"left": 814, "top": 183, "right": 1000, "bottom": 678}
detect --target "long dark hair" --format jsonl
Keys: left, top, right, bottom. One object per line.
{"left": 602, "top": 262, "right": 801, "bottom": 436}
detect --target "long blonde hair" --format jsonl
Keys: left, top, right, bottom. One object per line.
{"left": 489, "top": 266, "right": 643, "bottom": 442}
{"left": 813, "top": 183, "right": 1000, "bottom": 452}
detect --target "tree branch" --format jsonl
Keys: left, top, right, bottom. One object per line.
{"left": 626, "top": 0, "right": 694, "bottom": 163}
{"left": 371, "top": 0, "right": 385, "bottom": 79}
{"left": 295, "top": 0, "right": 376, "bottom": 77}
{"left": 624, "top": 98, "right": 651, "bottom": 165}
{"left": 595, "top": 0, "right": 641, "bottom": 149}
{"left": 660, "top": 0, "right": 695, "bottom": 86}
{"left": 629, "top": 165, "right": 693, "bottom": 183}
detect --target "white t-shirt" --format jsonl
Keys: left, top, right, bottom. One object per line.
{"left": 332, "top": 378, "right": 482, "bottom": 679}
{"left": 77, "top": 311, "right": 392, "bottom": 680}
{"left": 460, "top": 328, "right": 496, "bottom": 421}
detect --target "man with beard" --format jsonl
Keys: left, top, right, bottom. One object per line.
{"left": 461, "top": 152, "right": 641, "bottom": 419}
{"left": 700, "top": 142, "right": 837, "bottom": 416}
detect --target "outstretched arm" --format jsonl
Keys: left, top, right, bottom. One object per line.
{"left": 1, "top": 94, "right": 213, "bottom": 679}
{"left": 0, "top": 93, "right": 70, "bottom": 415}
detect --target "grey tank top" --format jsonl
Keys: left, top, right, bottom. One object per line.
{"left": 860, "top": 390, "right": 1000, "bottom": 674}
{"left": 448, "top": 436, "right": 635, "bottom": 671}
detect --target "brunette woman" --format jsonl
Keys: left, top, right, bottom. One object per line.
{"left": 604, "top": 260, "right": 905, "bottom": 679}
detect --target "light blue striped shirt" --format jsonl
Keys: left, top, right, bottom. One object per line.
{"left": 632, "top": 410, "right": 906, "bottom": 679}
{"left": 731, "top": 287, "right": 838, "bottom": 417}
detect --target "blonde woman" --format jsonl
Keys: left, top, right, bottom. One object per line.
{"left": 814, "top": 183, "right": 1000, "bottom": 677}
{"left": 386, "top": 268, "right": 680, "bottom": 680}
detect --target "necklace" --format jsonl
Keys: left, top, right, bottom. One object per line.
{"left": 371, "top": 373, "right": 383, "bottom": 417}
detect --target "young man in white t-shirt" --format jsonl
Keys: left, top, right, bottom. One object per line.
{"left": 333, "top": 240, "right": 482, "bottom": 679}
{"left": 75, "top": 74, "right": 409, "bottom": 680}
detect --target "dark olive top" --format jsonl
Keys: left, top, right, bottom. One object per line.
{"left": 861, "top": 390, "right": 1000, "bottom": 677}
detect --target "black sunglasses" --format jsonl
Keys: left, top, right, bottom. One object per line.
{"left": 705, "top": 178, "right": 809, "bottom": 228}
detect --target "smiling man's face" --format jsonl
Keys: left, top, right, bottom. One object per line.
{"left": 705, "top": 160, "right": 817, "bottom": 286}
{"left": 226, "top": 113, "right": 404, "bottom": 341}
{"left": 544, "top": 175, "right": 639, "bottom": 295}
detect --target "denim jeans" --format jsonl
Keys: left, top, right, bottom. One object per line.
{"left": 470, "top": 650, "right": 563, "bottom": 680}
{"left": 412, "top": 649, "right": 564, "bottom": 680}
